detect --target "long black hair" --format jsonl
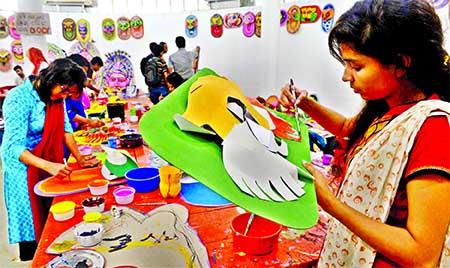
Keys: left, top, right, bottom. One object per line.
{"left": 328, "top": 0, "right": 449, "bottom": 149}
{"left": 34, "top": 58, "right": 86, "bottom": 103}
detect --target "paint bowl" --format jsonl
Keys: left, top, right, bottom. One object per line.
{"left": 125, "top": 167, "right": 160, "bottom": 193}
{"left": 88, "top": 179, "right": 109, "bottom": 195}
{"left": 119, "top": 133, "right": 143, "bottom": 148}
{"left": 74, "top": 223, "right": 104, "bottom": 247}
{"left": 50, "top": 201, "right": 76, "bottom": 221}
{"left": 78, "top": 145, "right": 93, "bottom": 156}
{"left": 231, "top": 212, "right": 282, "bottom": 255}
{"left": 82, "top": 197, "right": 105, "bottom": 214}
{"left": 113, "top": 186, "right": 136, "bottom": 205}
{"left": 322, "top": 154, "right": 333, "bottom": 165}
{"left": 83, "top": 211, "right": 102, "bottom": 223}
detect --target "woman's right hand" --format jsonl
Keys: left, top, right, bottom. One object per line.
{"left": 45, "top": 162, "right": 72, "bottom": 180}
{"left": 279, "top": 84, "right": 309, "bottom": 109}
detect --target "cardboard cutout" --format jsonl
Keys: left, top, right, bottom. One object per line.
{"left": 255, "top": 11, "right": 262, "bottom": 38}
{"left": 210, "top": 14, "right": 223, "bottom": 38}
{"left": 242, "top": 11, "right": 255, "bottom": 38}
{"left": 0, "top": 16, "right": 9, "bottom": 38}
{"left": 102, "top": 18, "right": 116, "bottom": 41}
{"left": 287, "top": 5, "right": 301, "bottom": 34}
{"left": 76, "top": 19, "right": 90, "bottom": 43}
{"left": 11, "top": 40, "right": 24, "bottom": 63}
{"left": 0, "top": 49, "right": 11, "bottom": 72}
{"left": 69, "top": 41, "right": 100, "bottom": 62}
{"left": 48, "top": 43, "right": 66, "bottom": 62}
{"left": 8, "top": 15, "right": 21, "bottom": 40}
{"left": 224, "top": 12, "right": 242, "bottom": 29}
{"left": 62, "top": 18, "right": 76, "bottom": 41}
{"left": 139, "top": 69, "right": 318, "bottom": 229}
{"left": 280, "top": 9, "right": 288, "bottom": 26}
{"left": 130, "top": 15, "right": 144, "bottom": 39}
{"left": 321, "top": 3, "right": 335, "bottom": 33}
{"left": 103, "top": 50, "right": 133, "bottom": 90}
{"left": 300, "top": 5, "right": 321, "bottom": 23}
{"left": 185, "top": 15, "right": 198, "bottom": 38}
{"left": 117, "top": 16, "right": 131, "bottom": 40}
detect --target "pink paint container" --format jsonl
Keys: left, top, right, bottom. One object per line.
{"left": 113, "top": 186, "right": 136, "bottom": 205}
{"left": 322, "top": 154, "right": 333, "bottom": 165}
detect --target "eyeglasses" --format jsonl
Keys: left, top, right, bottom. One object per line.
{"left": 55, "top": 84, "right": 78, "bottom": 95}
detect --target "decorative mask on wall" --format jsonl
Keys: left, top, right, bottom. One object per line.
{"left": 130, "top": 15, "right": 144, "bottom": 39}
{"left": 102, "top": 18, "right": 116, "bottom": 41}
{"left": 426, "top": 0, "right": 448, "bottom": 9}
{"left": 255, "top": 12, "right": 262, "bottom": 38}
{"left": 117, "top": 17, "right": 131, "bottom": 40}
{"left": 280, "top": 9, "right": 288, "bottom": 26}
{"left": 76, "top": 19, "right": 90, "bottom": 43}
{"left": 287, "top": 5, "right": 301, "bottom": 34}
{"left": 300, "top": 5, "right": 321, "bottom": 23}
{"left": 11, "top": 40, "right": 24, "bottom": 63}
{"left": 8, "top": 15, "right": 21, "bottom": 40}
{"left": 27, "top": 47, "right": 47, "bottom": 75}
{"left": 0, "top": 16, "right": 9, "bottom": 39}
{"left": 210, "top": 14, "right": 223, "bottom": 38}
{"left": 70, "top": 41, "right": 100, "bottom": 62}
{"left": 185, "top": 15, "right": 198, "bottom": 38}
{"left": 62, "top": 18, "right": 76, "bottom": 41}
{"left": 224, "top": 12, "right": 242, "bottom": 29}
{"left": 321, "top": 4, "right": 335, "bottom": 33}
{"left": 242, "top": 11, "right": 255, "bottom": 38}
{"left": 48, "top": 43, "right": 66, "bottom": 62}
{"left": 103, "top": 50, "right": 133, "bottom": 90}
{"left": 0, "top": 49, "right": 12, "bottom": 72}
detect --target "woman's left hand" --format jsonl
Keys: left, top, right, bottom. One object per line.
{"left": 78, "top": 154, "right": 101, "bottom": 168}
{"left": 88, "top": 119, "right": 105, "bottom": 128}
{"left": 302, "top": 161, "right": 337, "bottom": 211}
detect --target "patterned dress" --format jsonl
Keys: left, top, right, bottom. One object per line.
{"left": 1, "top": 79, "right": 72, "bottom": 244}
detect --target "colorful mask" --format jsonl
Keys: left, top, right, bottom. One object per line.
{"left": 76, "top": 19, "right": 90, "bottom": 43}
{"left": 426, "top": 0, "right": 448, "bottom": 9}
{"left": 280, "top": 9, "right": 288, "bottom": 26}
{"left": 11, "top": 40, "right": 24, "bottom": 63}
{"left": 103, "top": 50, "right": 133, "bottom": 90}
{"left": 48, "top": 43, "right": 66, "bottom": 62}
{"left": 8, "top": 15, "right": 20, "bottom": 40}
{"left": 185, "top": 15, "right": 198, "bottom": 38}
{"left": 27, "top": 47, "right": 47, "bottom": 75}
{"left": 130, "top": 16, "right": 144, "bottom": 39}
{"left": 242, "top": 11, "right": 255, "bottom": 38}
{"left": 117, "top": 17, "right": 131, "bottom": 40}
{"left": 287, "top": 5, "right": 301, "bottom": 34}
{"left": 62, "top": 18, "right": 76, "bottom": 41}
{"left": 0, "top": 16, "right": 9, "bottom": 39}
{"left": 102, "top": 18, "right": 116, "bottom": 41}
{"left": 255, "top": 12, "right": 262, "bottom": 38}
{"left": 0, "top": 49, "right": 11, "bottom": 72}
{"left": 300, "top": 5, "right": 321, "bottom": 23}
{"left": 224, "top": 12, "right": 242, "bottom": 29}
{"left": 210, "top": 14, "right": 223, "bottom": 38}
{"left": 69, "top": 41, "right": 100, "bottom": 62}
{"left": 321, "top": 4, "right": 335, "bottom": 33}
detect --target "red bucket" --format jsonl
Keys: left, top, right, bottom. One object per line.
{"left": 231, "top": 212, "right": 282, "bottom": 255}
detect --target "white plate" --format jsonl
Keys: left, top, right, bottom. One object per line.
{"left": 45, "top": 249, "right": 104, "bottom": 268}
{"left": 101, "top": 165, "right": 118, "bottom": 181}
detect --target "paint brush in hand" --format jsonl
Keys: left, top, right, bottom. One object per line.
{"left": 63, "top": 158, "right": 71, "bottom": 181}
{"left": 290, "top": 78, "right": 302, "bottom": 141}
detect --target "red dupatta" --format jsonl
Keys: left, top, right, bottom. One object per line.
{"left": 27, "top": 101, "right": 65, "bottom": 242}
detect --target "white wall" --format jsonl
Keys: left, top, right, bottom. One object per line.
{"left": 1, "top": 0, "right": 449, "bottom": 117}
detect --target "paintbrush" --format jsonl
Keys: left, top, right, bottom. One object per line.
{"left": 63, "top": 158, "right": 71, "bottom": 181}
{"left": 243, "top": 213, "right": 255, "bottom": 236}
{"left": 290, "top": 78, "right": 302, "bottom": 138}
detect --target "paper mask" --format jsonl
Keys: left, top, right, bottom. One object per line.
{"left": 69, "top": 41, "right": 100, "bottom": 62}
{"left": 0, "top": 49, "right": 11, "bottom": 72}
{"left": 242, "top": 11, "right": 255, "bottom": 38}
{"left": 0, "top": 16, "right": 8, "bottom": 38}
{"left": 47, "top": 43, "right": 66, "bottom": 62}
{"left": 103, "top": 50, "right": 133, "bottom": 90}
{"left": 300, "top": 5, "right": 321, "bottom": 23}
{"left": 8, "top": 15, "right": 20, "bottom": 40}
{"left": 321, "top": 4, "right": 335, "bottom": 33}
{"left": 11, "top": 40, "right": 24, "bottom": 63}
{"left": 76, "top": 19, "right": 90, "bottom": 43}
{"left": 181, "top": 75, "right": 269, "bottom": 139}
{"left": 224, "top": 12, "right": 242, "bottom": 29}
{"left": 185, "top": 15, "right": 198, "bottom": 38}
{"left": 210, "top": 14, "right": 223, "bottom": 38}
{"left": 287, "top": 5, "right": 301, "bottom": 34}
{"left": 27, "top": 47, "right": 47, "bottom": 75}
{"left": 130, "top": 15, "right": 144, "bottom": 39}
{"left": 62, "top": 18, "right": 76, "bottom": 41}
{"left": 117, "top": 16, "right": 131, "bottom": 40}
{"left": 102, "top": 18, "right": 116, "bottom": 41}
{"left": 255, "top": 11, "right": 262, "bottom": 38}
{"left": 280, "top": 9, "right": 288, "bottom": 26}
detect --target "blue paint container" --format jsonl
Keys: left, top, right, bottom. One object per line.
{"left": 125, "top": 167, "right": 160, "bottom": 193}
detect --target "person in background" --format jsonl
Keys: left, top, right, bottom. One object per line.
{"left": 280, "top": 0, "right": 449, "bottom": 267}
{"left": 90, "top": 56, "right": 105, "bottom": 91}
{"left": 1, "top": 59, "right": 101, "bottom": 261}
{"left": 13, "top": 65, "right": 26, "bottom": 86}
{"left": 160, "top": 41, "right": 171, "bottom": 73}
{"left": 66, "top": 54, "right": 95, "bottom": 109}
{"left": 145, "top": 44, "right": 169, "bottom": 104}
{"left": 168, "top": 36, "right": 199, "bottom": 81}
{"left": 167, "top": 71, "right": 185, "bottom": 90}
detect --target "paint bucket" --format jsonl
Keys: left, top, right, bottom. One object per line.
{"left": 231, "top": 212, "right": 282, "bottom": 255}
{"left": 107, "top": 103, "right": 125, "bottom": 120}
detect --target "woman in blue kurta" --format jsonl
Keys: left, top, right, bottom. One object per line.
{"left": 1, "top": 59, "right": 101, "bottom": 260}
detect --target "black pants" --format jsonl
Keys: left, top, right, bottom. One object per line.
{"left": 19, "top": 240, "right": 37, "bottom": 261}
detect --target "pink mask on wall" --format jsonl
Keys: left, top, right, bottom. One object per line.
{"left": 8, "top": 15, "right": 21, "bottom": 40}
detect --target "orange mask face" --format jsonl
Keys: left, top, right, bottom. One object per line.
{"left": 181, "top": 75, "right": 269, "bottom": 139}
